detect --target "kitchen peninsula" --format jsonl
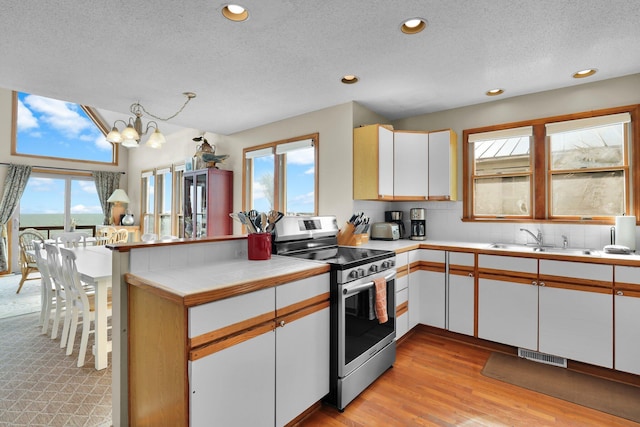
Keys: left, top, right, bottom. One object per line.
{"left": 111, "top": 235, "right": 640, "bottom": 426}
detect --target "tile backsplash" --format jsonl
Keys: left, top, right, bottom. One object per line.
{"left": 354, "top": 200, "right": 637, "bottom": 250}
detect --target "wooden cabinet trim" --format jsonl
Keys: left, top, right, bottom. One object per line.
{"left": 189, "top": 322, "right": 275, "bottom": 361}
{"left": 479, "top": 272, "right": 537, "bottom": 285}
{"left": 396, "top": 264, "right": 409, "bottom": 278}
{"left": 189, "top": 311, "right": 276, "bottom": 349}
{"left": 450, "top": 266, "right": 474, "bottom": 276}
{"left": 538, "top": 275, "right": 612, "bottom": 290}
{"left": 396, "top": 301, "right": 409, "bottom": 317}
{"left": 277, "top": 300, "right": 330, "bottom": 326}
{"left": 478, "top": 269, "right": 537, "bottom": 282}
{"left": 276, "top": 292, "right": 330, "bottom": 318}
{"left": 184, "top": 266, "right": 330, "bottom": 307}
{"left": 416, "top": 261, "right": 446, "bottom": 273}
{"left": 541, "top": 280, "right": 612, "bottom": 294}
{"left": 190, "top": 291, "right": 329, "bottom": 355}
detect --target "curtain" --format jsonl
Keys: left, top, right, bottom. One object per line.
{"left": 0, "top": 164, "right": 32, "bottom": 271}
{"left": 92, "top": 171, "right": 121, "bottom": 225}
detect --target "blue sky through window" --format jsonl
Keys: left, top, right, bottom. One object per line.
{"left": 16, "top": 92, "right": 110, "bottom": 226}
{"left": 16, "top": 92, "right": 113, "bottom": 162}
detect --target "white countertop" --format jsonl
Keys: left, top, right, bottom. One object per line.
{"left": 129, "top": 254, "right": 328, "bottom": 298}
{"left": 359, "top": 238, "right": 640, "bottom": 263}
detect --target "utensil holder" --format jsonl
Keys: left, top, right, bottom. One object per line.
{"left": 248, "top": 233, "right": 272, "bottom": 260}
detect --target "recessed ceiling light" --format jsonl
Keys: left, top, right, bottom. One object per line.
{"left": 341, "top": 75, "right": 359, "bottom": 84}
{"left": 401, "top": 18, "right": 427, "bottom": 34}
{"left": 486, "top": 88, "right": 504, "bottom": 96}
{"left": 572, "top": 68, "right": 597, "bottom": 79}
{"left": 222, "top": 4, "right": 248, "bottom": 21}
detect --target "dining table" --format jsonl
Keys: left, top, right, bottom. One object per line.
{"left": 32, "top": 244, "right": 113, "bottom": 370}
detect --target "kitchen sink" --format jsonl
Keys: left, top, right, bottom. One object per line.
{"left": 486, "top": 243, "right": 599, "bottom": 256}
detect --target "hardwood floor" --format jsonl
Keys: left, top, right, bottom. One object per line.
{"left": 300, "top": 328, "right": 639, "bottom": 426}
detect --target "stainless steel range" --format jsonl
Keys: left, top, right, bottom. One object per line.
{"left": 273, "top": 215, "right": 396, "bottom": 411}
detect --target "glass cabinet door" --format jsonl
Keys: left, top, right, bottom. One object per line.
{"left": 183, "top": 173, "right": 195, "bottom": 238}
{"left": 195, "top": 172, "right": 207, "bottom": 237}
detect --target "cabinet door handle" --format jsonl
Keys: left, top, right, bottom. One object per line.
{"left": 538, "top": 281, "right": 545, "bottom": 287}
{"left": 617, "top": 290, "right": 624, "bottom": 296}
{"left": 531, "top": 281, "right": 537, "bottom": 286}
{"left": 279, "top": 320, "right": 286, "bottom": 327}
{"left": 468, "top": 273, "right": 473, "bottom": 277}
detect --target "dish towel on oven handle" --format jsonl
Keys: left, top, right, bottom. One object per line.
{"left": 374, "top": 277, "right": 388, "bottom": 323}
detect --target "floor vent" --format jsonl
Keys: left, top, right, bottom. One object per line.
{"left": 518, "top": 348, "right": 567, "bottom": 368}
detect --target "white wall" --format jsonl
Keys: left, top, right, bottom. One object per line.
{"left": 389, "top": 73, "right": 640, "bottom": 248}
{"left": 3, "top": 73, "right": 640, "bottom": 259}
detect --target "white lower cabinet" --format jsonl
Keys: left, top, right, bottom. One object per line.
{"left": 614, "top": 265, "right": 640, "bottom": 375}
{"left": 538, "top": 286, "right": 612, "bottom": 368}
{"left": 395, "top": 272, "right": 409, "bottom": 339}
{"left": 448, "top": 271, "right": 474, "bottom": 336}
{"left": 191, "top": 330, "right": 275, "bottom": 427}
{"left": 477, "top": 254, "right": 539, "bottom": 349}
{"left": 447, "top": 251, "right": 475, "bottom": 336}
{"left": 276, "top": 306, "right": 330, "bottom": 426}
{"left": 409, "top": 249, "right": 446, "bottom": 329}
{"left": 478, "top": 277, "right": 538, "bottom": 349}
{"left": 188, "top": 273, "right": 330, "bottom": 427}
{"left": 538, "top": 260, "right": 613, "bottom": 368}
{"left": 478, "top": 256, "right": 614, "bottom": 369}
{"left": 417, "top": 269, "right": 446, "bottom": 328}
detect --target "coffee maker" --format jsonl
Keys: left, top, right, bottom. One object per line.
{"left": 410, "top": 208, "right": 426, "bottom": 240}
{"left": 385, "top": 210, "right": 405, "bottom": 238}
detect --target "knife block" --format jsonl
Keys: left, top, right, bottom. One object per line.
{"left": 337, "top": 223, "right": 369, "bottom": 246}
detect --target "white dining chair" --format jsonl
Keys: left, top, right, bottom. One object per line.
{"left": 59, "top": 247, "right": 112, "bottom": 367}
{"left": 33, "top": 241, "right": 57, "bottom": 335}
{"left": 44, "top": 243, "right": 71, "bottom": 343}
{"left": 57, "top": 232, "right": 87, "bottom": 248}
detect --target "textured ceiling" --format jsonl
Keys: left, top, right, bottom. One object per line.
{"left": 1, "top": 0, "right": 639, "bottom": 136}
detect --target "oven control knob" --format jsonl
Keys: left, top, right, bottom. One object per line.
{"left": 381, "top": 261, "right": 390, "bottom": 269}
{"left": 369, "top": 264, "right": 379, "bottom": 273}
{"left": 357, "top": 268, "right": 365, "bottom": 278}
{"left": 348, "top": 270, "right": 359, "bottom": 280}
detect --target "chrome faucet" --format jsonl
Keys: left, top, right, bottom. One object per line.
{"left": 520, "top": 228, "right": 543, "bottom": 246}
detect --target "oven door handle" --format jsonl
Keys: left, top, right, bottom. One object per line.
{"left": 342, "top": 271, "right": 396, "bottom": 297}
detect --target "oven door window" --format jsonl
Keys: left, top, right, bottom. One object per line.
{"left": 344, "top": 279, "right": 395, "bottom": 366}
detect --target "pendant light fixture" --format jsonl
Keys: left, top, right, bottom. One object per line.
{"left": 106, "top": 92, "right": 196, "bottom": 149}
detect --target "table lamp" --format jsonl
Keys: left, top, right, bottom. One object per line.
{"left": 107, "top": 189, "right": 130, "bottom": 225}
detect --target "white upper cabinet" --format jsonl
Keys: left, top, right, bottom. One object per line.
{"left": 353, "top": 124, "right": 457, "bottom": 201}
{"left": 428, "top": 130, "right": 457, "bottom": 200}
{"left": 393, "top": 131, "right": 429, "bottom": 199}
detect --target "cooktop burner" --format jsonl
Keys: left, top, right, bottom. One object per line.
{"left": 287, "top": 246, "right": 394, "bottom": 270}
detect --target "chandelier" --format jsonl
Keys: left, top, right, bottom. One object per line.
{"left": 105, "top": 92, "right": 196, "bottom": 149}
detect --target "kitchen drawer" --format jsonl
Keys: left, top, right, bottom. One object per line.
{"left": 395, "top": 274, "right": 408, "bottom": 292}
{"left": 539, "top": 259, "right": 612, "bottom": 283}
{"left": 276, "top": 273, "right": 329, "bottom": 310}
{"left": 189, "top": 288, "right": 274, "bottom": 338}
{"left": 615, "top": 265, "right": 640, "bottom": 286}
{"left": 410, "top": 249, "right": 445, "bottom": 264}
{"left": 478, "top": 254, "right": 537, "bottom": 274}
{"left": 449, "top": 251, "right": 474, "bottom": 268}
{"left": 395, "top": 252, "right": 409, "bottom": 268}
{"left": 396, "top": 287, "right": 408, "bottom": 306}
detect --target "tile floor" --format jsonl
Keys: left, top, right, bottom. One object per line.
{"left": 0, "top": 274, "right": 112, "bottom": 427}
